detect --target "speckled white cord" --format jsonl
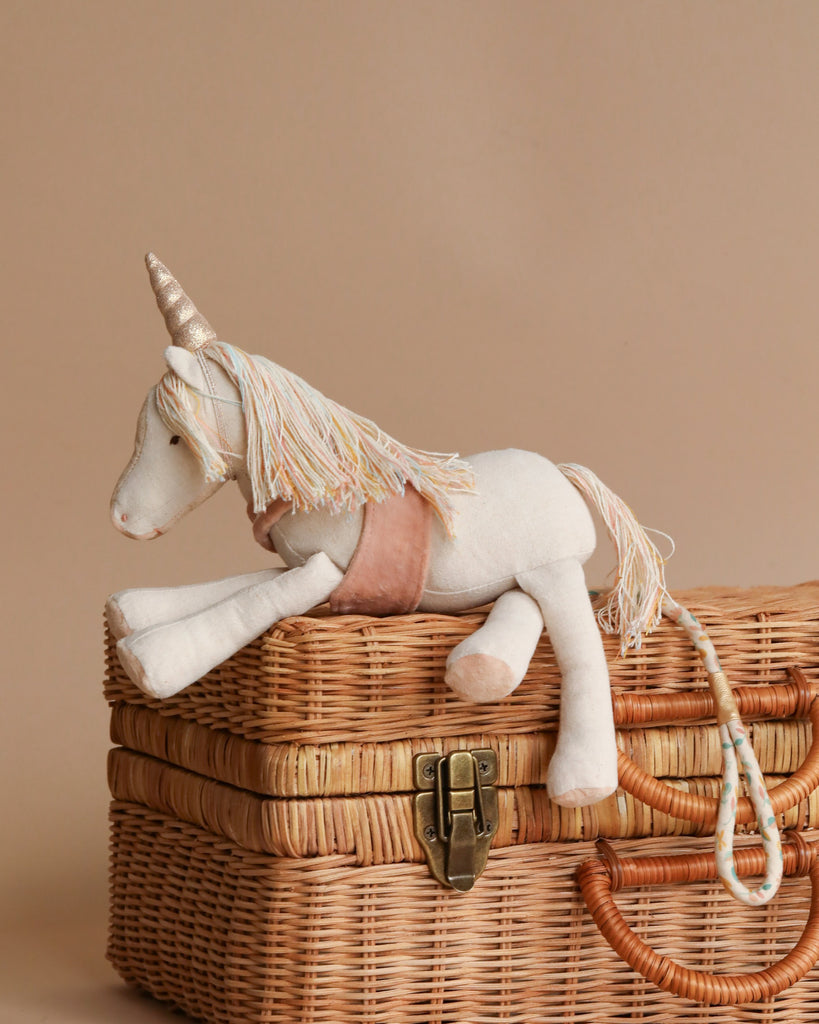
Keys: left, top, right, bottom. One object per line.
{"left": 662, "top": 596, "right": 784, "bottom": 905}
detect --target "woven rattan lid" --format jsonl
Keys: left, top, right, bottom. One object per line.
{"left": 105, "top": 584, "right": 819, "bottom": 747}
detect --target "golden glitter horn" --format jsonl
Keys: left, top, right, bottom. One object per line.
{"left": 145, "top": 253, "right": 217, "bottom": 351}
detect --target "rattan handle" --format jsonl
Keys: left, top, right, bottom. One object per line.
{"left": 614, "top": 669, "right": 819, "bottom": 826}
{"left": 578, "top": 838, "right": 819, "bottom": 1005}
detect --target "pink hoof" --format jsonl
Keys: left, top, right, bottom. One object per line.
{"left": 445, "top": 653, "right": 519, "bottom": 704}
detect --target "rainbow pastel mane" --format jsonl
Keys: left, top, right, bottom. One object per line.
{"left": 156, "top": 342, "right": 475, "bottom": 534}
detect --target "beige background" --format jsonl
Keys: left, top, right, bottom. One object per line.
{"left": 3, "top": 2, "right": 819, "bottom": 1020}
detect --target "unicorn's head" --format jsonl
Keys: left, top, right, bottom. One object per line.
{"left": 111, "top": 255, "right": 473, "bottom": 540}
{"left": 110, "top": 254, "right": 245, "bottom": 539}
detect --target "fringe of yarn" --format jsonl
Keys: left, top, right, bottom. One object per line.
{"left": 158, "top": 342, "right": 475, "bottom": 535}
{"left": 155, "top": 372, "right": 229, "bottom": 483}
{"left": 558, "top": 462, "right": 669, "bottom": 654}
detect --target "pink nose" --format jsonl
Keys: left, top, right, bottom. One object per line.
{"left": 111, "top": 504, "right": 129, "bottom": 530}
{"left": 111, "top": 504, "right": 159, "bottom": 539}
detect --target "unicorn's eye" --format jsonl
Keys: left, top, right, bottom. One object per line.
{"left": 169, "top": 435, "right": 181, "bottom": 445}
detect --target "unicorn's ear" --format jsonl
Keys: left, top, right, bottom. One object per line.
{"left": 164, "top": 346, "right": 204, "bottom": 389}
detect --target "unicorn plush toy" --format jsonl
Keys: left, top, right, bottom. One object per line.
{"left": 109, "top": 254, "right": 670, "bottom": 809}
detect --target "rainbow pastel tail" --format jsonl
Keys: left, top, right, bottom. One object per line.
{"left": 558, "top": 463, "right": 669, "bottom": 653}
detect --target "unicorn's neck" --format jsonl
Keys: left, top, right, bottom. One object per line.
{"left": 199, "top": 356, "right": 248, "bottom": 471}
{"left": 193, "top": 358, "right": 256, "bottom": 503}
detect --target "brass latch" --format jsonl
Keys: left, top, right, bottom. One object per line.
{"left": 413, "top": 749, "right": 499, "bottom": 892}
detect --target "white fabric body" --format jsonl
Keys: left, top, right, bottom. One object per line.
{"left": 110, "top": 347, "right": 618, "bottom": 806}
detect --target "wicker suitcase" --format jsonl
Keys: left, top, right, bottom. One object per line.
{"left": 104, "top": 583, "right": 819, "bottom": 1022}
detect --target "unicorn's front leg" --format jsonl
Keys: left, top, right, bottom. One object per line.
{"left": 445, "top": 590, "right": 544, "bottom": 702}
{"left": 517, "top": 559, "right": 617, "bottom": 808}
{"left": 106, "top": 568, "right": 286, "bottom": 639}
{"left": 116, "top": 552, "right": 343, "bottom": 699}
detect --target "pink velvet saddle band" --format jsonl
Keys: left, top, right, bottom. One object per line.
{"left": 248, "top": 487, "right": 432, "bottom": 616}
{"left": 329, "top": 486, "right": 432, "bottom": 616}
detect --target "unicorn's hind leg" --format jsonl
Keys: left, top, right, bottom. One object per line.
{"left": 445, "top": 590, "right": 544, "bottom": 703}
{"left": 105, "top": 568, "right": 286, "bottom": 639}
{"left": 516, "top": 559, "right": 617, "bottom": 808}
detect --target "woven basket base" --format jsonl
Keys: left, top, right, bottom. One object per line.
{"left": 109, "top": 801, "right": 819, "bottom": 1024}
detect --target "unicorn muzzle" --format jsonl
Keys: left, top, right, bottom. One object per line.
{"left": 111, "top": 504, "right": 163, "bottom": 540}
